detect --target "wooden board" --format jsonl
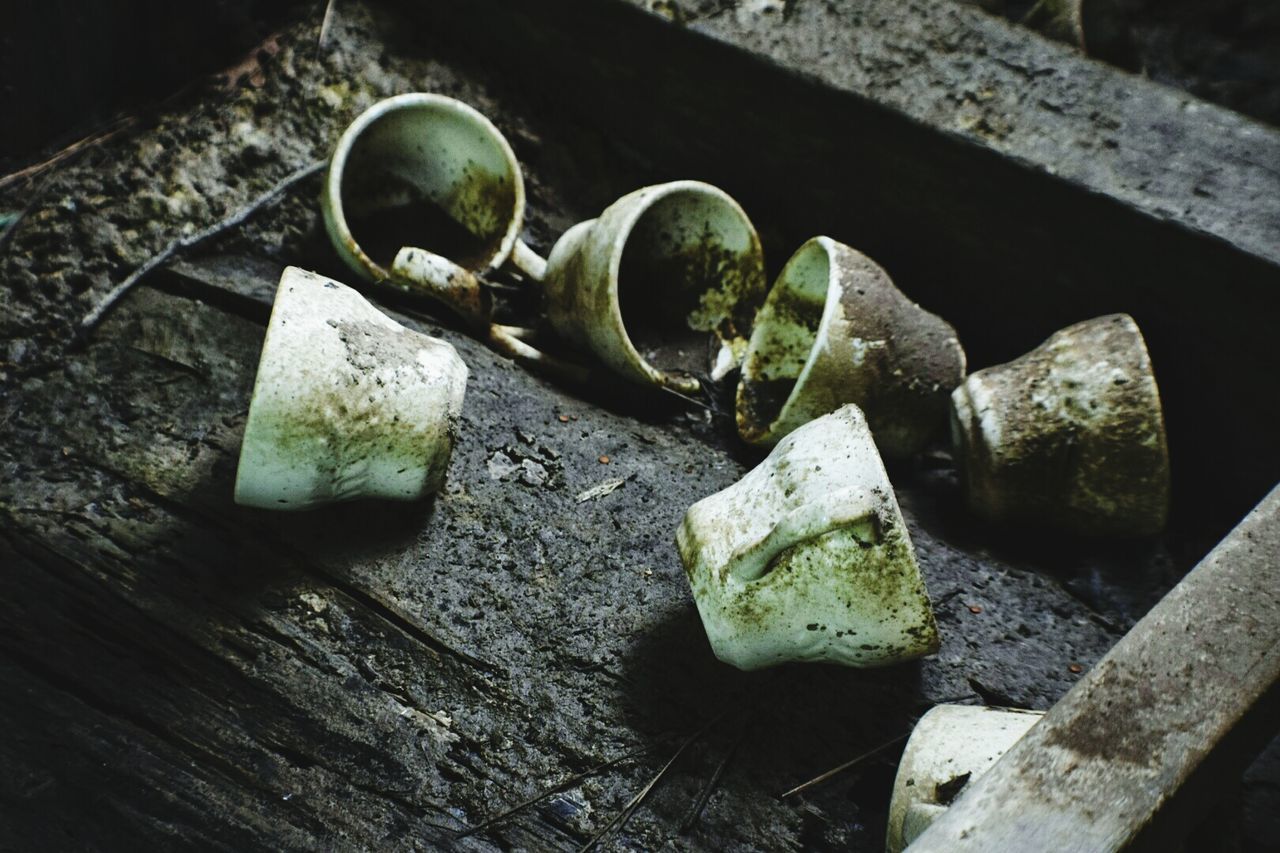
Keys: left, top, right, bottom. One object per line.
{"left": 908, "top": 484, "right": 1280, "bottom": 852}
{"left": 0, "top": 1, "right": 1273, "bottom": 848}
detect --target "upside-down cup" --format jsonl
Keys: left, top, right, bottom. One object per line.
{"left": 543, "top": 180, "right": 768, "bottom": 394}
{"left": 676, "top": 404, "right": 940, "bottom": 670}
{"left": 234, "top": 267, "right": 468, "bottom": 510}
{"left": 736, "top": 236, "right": 965, "bottom": 457}
{"left": 322, "top": 93, "right": 546, "bottom": 329}
{"left": 886, "top": 704, "right": 1044, "bottom": 853}
{"left": 950, "top": 313, "right": 1170, "bottom": 535}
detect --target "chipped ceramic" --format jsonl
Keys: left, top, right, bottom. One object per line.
{"left": 676, "top": 404, "right": 940, "bottom": 670}
{"left": 950, "top": 313, "right": 1170, "bottom": 535}
{"left": 543, "top": 180, "right": 767, "bottom": 394}
{"left": 886, "top": 704, "right": 1044, "bottom": 853}
{"left": 234, "top": 267, "right": 467, "bottom": 510}
{"left": 322, "top": 93, "right": 545, "bottom": 329}
{"left": 736, "top": 236, "right": 965, "bottom": 458}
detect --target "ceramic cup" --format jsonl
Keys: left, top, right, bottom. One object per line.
{"left": 543, "top": 180, "right": 767, "bottom": 394}
{"left": 736, "top": 236, "right": 965, "bottom": 457}
{"left": 323, "top": 93, "right": 546, "bottom": 329}
{"left": 886, "top": 704, "right": 1044, "bottom": 853}
{"left": 234, "top": 267, "right": 468, "bottom": 510}
{"left": 676, "top": 404, "right": 940, "bottom": 670}
{"left": 950, "top": 313, "right": 1170, "bottom": 535}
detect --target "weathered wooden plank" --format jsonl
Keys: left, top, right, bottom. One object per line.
{"left": 0, "top": 1, "right": 1269, "bottom": 848}
{"left": 908, "top": 484, "right": 1280, "bottom": 852}
{"left": 0, "top": 271, "right": 1129, "bottom": 850}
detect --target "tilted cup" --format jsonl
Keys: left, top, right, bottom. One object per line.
{"left": 676, "top": 404, "right": 940, "bottom": 670}
{"left": 886, "top": 704, "right": 1044, "bottom": 853}
{"left": 234, "top": 267, "right": 468, "bottom": 510}
{"left": 322, "top": 93, "right": 545, "bottom": 329}
{"left": 736, "top": 236, "right": 965, "bottom": 458}
{"left": 950, "top": 313, "right": 1170, "bottom": 535}
{"left": 543, "top": 180, "right": 767, "bottom": 394}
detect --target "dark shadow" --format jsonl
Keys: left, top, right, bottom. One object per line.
{"left": 616, "top": 605, "right": 929, "bottom": 842}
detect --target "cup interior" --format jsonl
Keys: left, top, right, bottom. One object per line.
{"left": 737, "top": 240, "right": 830, "bottom": 439}
{"left": 334, "top": 97, "right": 521, "bottom": 276}
{"left": 614, "top": 186, "right": 764, "bottom": 377}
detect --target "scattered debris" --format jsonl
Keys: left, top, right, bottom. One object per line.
{"left": 680, "top": 713, "right": 751, "bottom": 833}
{"left": 0, "top": 117, "right": 137, "bottom": 193}
{"left": 78, "top": 160, "right": 324, "bottom": 337}
{"left": 576, "top": 478, "right": 626, "bottom": 503}
{"left": 486, "top": 440, "right": 563, "bottom": 489}
{"left": 214, "top": 33, "right": 282, "bottom": 91}
{"left": 579, "top": 716, "right": 720, "bottom": 852}
{"left": 456, "top": 741, "right": 667, "bottom": 839}
{"left": 317, "top": 0, "right": 338, "bottom": 52}
{"left": 780, "top": 732, "right": 909, "bottom": 799}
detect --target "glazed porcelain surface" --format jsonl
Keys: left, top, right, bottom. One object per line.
{"left": 322, "top": 93, "right": 534, "bottom": 306}
{"left": 544, "top": 180, "right": 767, "bottom": 394}
{"left": 234, "top": 267, "right": 468, "bottom": 510}
{"left": 886, "top": 704, "right": 1044, "bottom": 852}
{"left": 677, "top": 404, "right": 939, "bottom": 670}
{"left": 950, "top": 313, "right": 1170, "bottom": 535}
{"left": 737, "top": 236, "right": 964, "bottom": 457}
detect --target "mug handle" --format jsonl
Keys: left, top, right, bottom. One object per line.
{"left": 510, "top": 239, "right": 547, "bottom": 282}
{"left": 392, "top": 245, "right": 593, "bottom": 383}
{"left": 726, "top": 486, "right": 879, "bottom": 583}
{"left": 389, "top": 246, "right": 491, "bottom": 332}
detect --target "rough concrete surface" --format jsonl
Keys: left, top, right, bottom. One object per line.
{"left": 0, "top": 1, "right": 1272, "bottom": 849}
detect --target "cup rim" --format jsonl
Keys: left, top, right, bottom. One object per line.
{"left": 323, "top": 92, "right": 526, "bottom": 283}
{"left": 737, "top": 235, "right": 842, "bottom": 443}
{"left": 601, "top": 179, "right": 762, "bottom": 390}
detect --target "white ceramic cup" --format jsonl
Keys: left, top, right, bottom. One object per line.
{"left": 234, "top": 267, "right": 468, "bottom": 510}
{"left": 676, "top": 404, "right": 939, "bottom": 670}
{"left": 886, "top": 704, "right": 1044, "bottom": 852}
{"left": 322, "top": 93, "right": 546, "bottom": 328}
{"left": 543, "top": 180, "right": 767, "bottom": 394}
{"left": 950, "top": 313, "right": 1170, "bottom": 535}
{"left": 736, "top": 236, "right": 965, "bottom": 457}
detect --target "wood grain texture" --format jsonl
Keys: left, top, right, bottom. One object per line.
{"left": 0, "top": 1, "right": 1271, "bottom": 848}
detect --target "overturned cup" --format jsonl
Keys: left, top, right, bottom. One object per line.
{"left": 543, "top": 180, "right": 767, "bottom": 393}
{"left": 736, "top": 236, "right": 964, "bottom": 457}
{"left": 676, "top": 404, "right": 939, "bottom": 670}
{"left": 950, "top": 313, "right": 1170, "bottom": 535}
{"left": 886, "top": 704, "right": 1043, "bottom": 853}
{"left": 234, "top": 267, "right": 468, "bottom": 510}
{"left": 323, "top": 93, "right": 545, "bottom": 329}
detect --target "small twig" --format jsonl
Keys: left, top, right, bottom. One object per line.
{"left": 77, "top": 160, "right": 324, "bottom": 338}
{"left": 0, "top": 118, "right": 136, "bottom": 193}
{"left": 0, "top": 173, "right": 55, "bottom": 253}
{"left": 679, "top": 712, "right": 751, "bottom": 833}
{"left": 317, "top": 0, "right": 338, "bottom": 51}
{"left": 455, "top": 740, "right": 666, "bottom": 839}
{"left": 579, "top": 714, "right": 723, "bottom": 853}
{"left": 657, "top": 382, "right": 714, "bottom": 412}
{"left": 779, "top": 732, "right": 909, "bottom": 800}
